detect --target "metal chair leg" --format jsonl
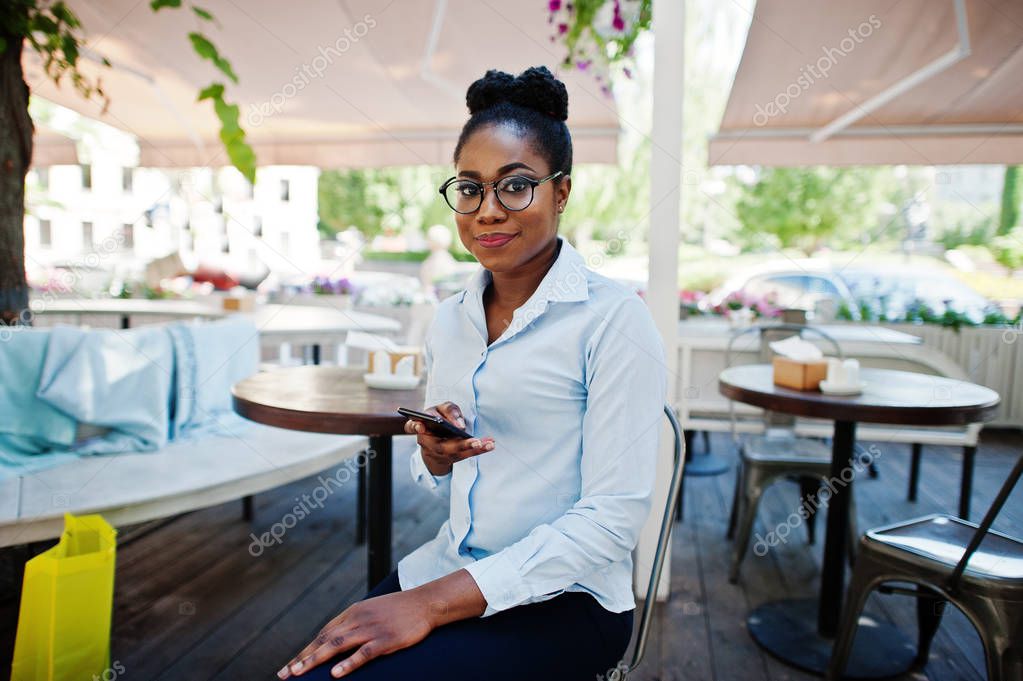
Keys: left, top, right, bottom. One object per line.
{"left": 356, "top": 453, "right": 367, "bottom": 544}
{"left": 799, "top": 476, "right": 819, "bottom": 545}
{"left": 908, "top": 443, "right": 922, "bottom": 502}
{"left": 959, "top": 445, "right": 976, "bottom": 520}
{"left": 825, "top": 559, "right": 885, "bottom": 680}
{"left": 729, "top": 470, "right": 767, "bottom": 584}
{"left": 726, "top": 460, "right": 742, "bottom": 539}
{"left": 913, "top": 585, "right": 945, "bottom": 669}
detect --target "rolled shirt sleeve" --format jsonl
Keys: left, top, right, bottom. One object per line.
{"left": 410, "top": 443, "right": 452, "bottom": 500}
{"left": 464, "top": 296, "right": 667, "bottom": 617}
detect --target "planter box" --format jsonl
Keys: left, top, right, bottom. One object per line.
{"left": 856, "top": 322, "right": 1021, "bottom": 428}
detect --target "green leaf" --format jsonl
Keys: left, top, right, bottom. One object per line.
{"left": 192, "top": 6, "right": 214, "bottom": 21}
{"left": 199, "top": 84, "right": 257, "bottom": 183}
{"left": 0, "top": 37, "right": 6, "bottom": 55}
{"left": 61, "top": 34, "right": 78, "bottom": 66}
{"left": 51, "top": 2, "right": 81, "bottom": 28}
{"left": 188, "top": 32, "right": 238, "bottom": 83}
{"left": 30, "top": 13, "right": 59, "bottom": 35}
{"left": 150, "top": 0, "right": 182, "bottom": 10}
{"left": 197, "top": 82, "right": 224, "bottom": 101}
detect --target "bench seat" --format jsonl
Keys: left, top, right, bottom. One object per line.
{"left": 0, "top": 422, "right": 367, "bottom": 546}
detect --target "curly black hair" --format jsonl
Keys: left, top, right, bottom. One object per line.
{"left": 453, "top": 66, "right": 572, "bottom": 178}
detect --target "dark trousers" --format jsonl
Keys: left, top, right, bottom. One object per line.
{"left": 295, "top": 569, "right": 634, "bottom": 681}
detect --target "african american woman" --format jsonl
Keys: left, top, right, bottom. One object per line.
{"left": 278, "top": 65, "right": 667, "bottom": 681}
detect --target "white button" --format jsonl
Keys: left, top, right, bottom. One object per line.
{"left": 464, "top": 514, "right": 471, "bottom": 524}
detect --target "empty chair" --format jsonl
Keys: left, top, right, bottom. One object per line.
{"left": 827, "top": 453, "right": 1023, "bottom": 681}
{"left": 724, "top": 323, "right": 857, "bottom": 583}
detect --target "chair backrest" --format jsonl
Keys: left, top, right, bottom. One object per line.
{"left": 948, "top": 453, "right": 1023, "bottom": 593}
{"left": 612, "top": 404, "right": 685, "bottom": 681}
{"left": 725, "top": 323, "right": 844, "bottom": 439}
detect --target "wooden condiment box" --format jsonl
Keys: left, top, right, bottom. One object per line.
{"left": 772, "top": 356, "right": 828, "bottom": 391}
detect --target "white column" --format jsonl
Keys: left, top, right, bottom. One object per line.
{"left": 634, "top": 0, "right": 684, "bottom": 601}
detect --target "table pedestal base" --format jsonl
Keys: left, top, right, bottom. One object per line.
{"left": 748, "top": 599, "right": 916, "bottom": 679}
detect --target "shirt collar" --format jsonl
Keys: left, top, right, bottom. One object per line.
{"left": 458, "top": 235, "right": 590, "bottom": 306}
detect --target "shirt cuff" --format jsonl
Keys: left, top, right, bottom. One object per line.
{"left": 409, "top": 446, "right": 451, "bottom": 496}
{"left": 463, "top": 551, "right": 531, "bottom": 617}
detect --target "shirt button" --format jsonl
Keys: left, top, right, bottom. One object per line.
{"left": 464, "top": 514, "right": 471, "bottom": 524}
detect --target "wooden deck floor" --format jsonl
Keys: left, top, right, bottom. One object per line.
{"left": 2, "top": 429, "right": 1020, "bottom": 680}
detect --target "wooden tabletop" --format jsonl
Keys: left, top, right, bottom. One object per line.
{"left": 719, "top": 364, "right": 1000, "bottom": 426}
{"left": 232, "top": 366, "right": 426, "bottom": 436}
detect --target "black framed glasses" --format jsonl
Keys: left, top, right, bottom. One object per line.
{"left": 439, "top": 171, "right": 564, "bottom": 214}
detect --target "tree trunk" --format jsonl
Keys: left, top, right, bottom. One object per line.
{"left": 0, "top": 27, "right": 33, "bottom": 326}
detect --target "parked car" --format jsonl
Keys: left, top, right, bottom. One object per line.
{"left": 837, "top": 267, "right": 997, "bottom": 322}
{"left": 701, "top": 260, "right": 857, "bottom": 318}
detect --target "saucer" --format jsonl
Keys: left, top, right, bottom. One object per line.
{"left": 363, "top": 373, "right": 420, "bottom": 390}
{"left": 819, "top": 380, "right": 866, "bottom": 396}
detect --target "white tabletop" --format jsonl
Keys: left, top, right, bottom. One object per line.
{"left": 254, "top": 304, "right": 400, "bottom": 338}
{"left": 34, "top": 297, "right": 224, "bottom": 318}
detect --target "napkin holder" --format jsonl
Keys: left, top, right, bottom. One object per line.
{"left": 769, "top": 335, "right": 828, "bottom": 391}
{"left": 772, "top": 356, "right": 828, "bottom": 391}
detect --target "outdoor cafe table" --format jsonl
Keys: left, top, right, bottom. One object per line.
{"left": 232, "top": 366, "right": 425, "bottom": 590}
{"left": 718, "top": 364, "right": 999, "bottom": 678}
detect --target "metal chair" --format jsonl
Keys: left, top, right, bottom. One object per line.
{"left": 724, "top": 323, "right": 858, "bottom": 583}
{"left": 609, "top": 404, "right": 685, "bottom": 681}
{"left": 828, "top": 453, "right": 1023, "bottom": 681}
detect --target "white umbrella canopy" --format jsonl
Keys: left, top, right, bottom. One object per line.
{"left": 23, "top": 0, "right": 621, "bottom": 169}
{"left": 709, "top": 0, "right": 1023, "bottom": 166}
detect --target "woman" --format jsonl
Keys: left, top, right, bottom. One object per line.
{"left": 278, "top": 65, "right": 667, "bottom": 681}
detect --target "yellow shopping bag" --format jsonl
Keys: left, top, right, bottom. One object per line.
{"left": 11, "top": 513, "right": 117, "bottom": 681}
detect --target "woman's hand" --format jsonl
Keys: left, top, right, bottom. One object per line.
{"left": 278, "top": 590, "right": 437, "bottom": 679}
{"left": 403, "top": 401, "right": 494, "bottom": 477}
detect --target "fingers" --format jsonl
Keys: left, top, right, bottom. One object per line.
{"left": 331, "top": 643, "right": 377, "bottom": 678}
{"left": 438, "top": 436, "right": 494, "bottom": 459}
{"left": 280, "top": 623, "right": 362, "bottom": 678}
{"left": 435, "top": 401, "right": 467, "bottom": 430}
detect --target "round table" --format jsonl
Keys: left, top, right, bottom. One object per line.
{"left": 719, "top": 364, "right": 999, "bottom": 678}
{"left": 232, "top": 366, "right": 426, "bottom": 589}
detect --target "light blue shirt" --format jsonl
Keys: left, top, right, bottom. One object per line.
{"left": 397, "top": 235, "right": 667, "bottom": 617}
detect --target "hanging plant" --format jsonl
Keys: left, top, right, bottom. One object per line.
{"left": 548, "top": 0, "right": 651, "bottom": 96}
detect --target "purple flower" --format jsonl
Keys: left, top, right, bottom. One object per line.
{"left": 548, "top": 0, "right": 561, "bottom": 11}
{"left": 558, "top": 22, "right": 568, "bottom": 35}
{"left": 623, "top": 66, "right": 632, "bottom": 79}
{"left": 612, "top": 0, "right": 625, "bottom": 31}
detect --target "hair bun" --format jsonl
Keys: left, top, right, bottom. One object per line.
{"left": 465, "top": 66, "right": 569, "bottom": 122}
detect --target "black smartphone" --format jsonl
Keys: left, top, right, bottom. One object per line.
{"left": 397, "top": 407, "right": 474, "bottom": 439}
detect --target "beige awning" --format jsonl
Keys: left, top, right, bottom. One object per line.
{"left": 31, "top": 124, "right": 79, "bottom": 166}
{"left": 23, "top": 1, "right": 620, "bottom": 169}
{"left": 709, "top": 0, "right": 1023, "bottom": 166}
